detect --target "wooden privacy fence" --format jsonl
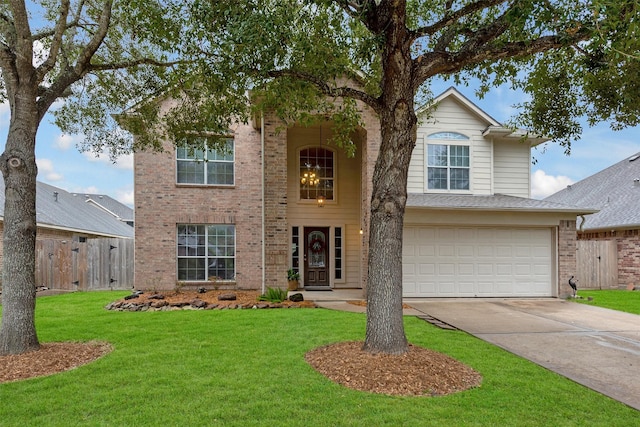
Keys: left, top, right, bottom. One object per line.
{"left": 36, "top": 238, "right": 133, "bottom": 291}
{"left": 576, "top": 240, "right": 618, "bottom": 290}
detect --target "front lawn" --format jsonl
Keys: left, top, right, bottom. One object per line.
{"left": 1, "top": 292, "right": 638, "bottom": 426}
{"left": 573, "top": 290, "right": 640, "bottom": 314}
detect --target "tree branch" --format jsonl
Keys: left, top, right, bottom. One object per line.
{"left": 8, "top": 0, "right": 32, "bottom": 71}
{"left": 413, "top": 29, "right": 592, "bottom": 89}
{"left": 268, "top": 69, "right": 381, "bottom": 113}
{"left": 73, "top": 0, "right": 112, "bottom": 74}
{"left": 87, "top": 58, "right": 185, "bottom": 72}
{"left": 412, "top": 0, "right": 507, "bottom": 40}
{"left": 35, "top": 0, "right": 71, "bottom": 82}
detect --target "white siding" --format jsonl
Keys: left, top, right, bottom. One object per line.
{"left": 493, "top": 140, "right": 531, "bottom": 197}
{"left": 410, "top": 97, "right": 493, "bottom": 195}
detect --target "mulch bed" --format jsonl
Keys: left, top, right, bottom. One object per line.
{"left": 306, "top": 341, "right": 482, "bottom": 396}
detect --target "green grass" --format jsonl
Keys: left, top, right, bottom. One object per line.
{"left": 1, "top": 292, "right": 638, "bottom": 426}
{"left": 573, "top": 289, "right": 640, "bottom": 314}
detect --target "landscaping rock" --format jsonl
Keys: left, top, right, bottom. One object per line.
{"left": 190, "top": 299, "right": 207, "bottom": 308}
{"left": 218, "top": 293, "right": 237, "bottom": 301}
{"left": 148, "top": 294, "right": 165, "bottom": 300}
{"left": 289, "top": 293, "right": 304, "bottom": 302}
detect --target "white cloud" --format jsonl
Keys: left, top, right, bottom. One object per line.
{"left": 36, "top": 158, "right": 63, "bottom": 182}
{"left": 54, "top": 133, "right": 77, "bottom": 150}
{"left": 531, "top": 170, "right": 574, "bottom": 199}
{"left": 115, "top": 188, "right": 134, "bottom": 207}
{"left": 82, "top": 150, "right": 134, "bottom": 170}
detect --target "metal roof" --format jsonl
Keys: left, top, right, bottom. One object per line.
{"left": 0, "top": 180, "right": 134, "bottom": 238}
{"left": 544, "top": 152, "right": 640, "bottom": 231}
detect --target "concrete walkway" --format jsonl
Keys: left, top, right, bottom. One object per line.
{"left": 306, "top": 290, "right": 640, "bottom": 411}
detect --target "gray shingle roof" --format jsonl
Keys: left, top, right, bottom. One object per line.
{"left": 407, "top": 193, "right": 596, "bottom": 213}
{"left": 544, "top": 152, "right": 640, "bottom": 230}
{"left": 0, "top": 180, "right": 134, "bottom": 238}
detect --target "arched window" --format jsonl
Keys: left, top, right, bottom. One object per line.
{"left": 427, "top": 132, "right": 469, "bottom": 140}
{"left": 299, "top": 147, "right": 334, "bottom": 201}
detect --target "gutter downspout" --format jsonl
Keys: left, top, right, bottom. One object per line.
{"left": 261, "top": 113, "right": 266, "bottom": 294}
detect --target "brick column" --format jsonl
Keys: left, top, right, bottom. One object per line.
{"left": 558, "top": 219, "right": 577, "bottom": 298}
{"left": 262, "top": 113, "right": 289, "bottom": 290}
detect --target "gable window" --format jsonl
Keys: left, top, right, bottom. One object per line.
{"left": 176, "top": 137, "right": 234, "bottom": 185}
{"left": 299, "top": 147, "right": 334, "bottom": 201}
{"left": 177, "top": 224, "right": 235, "bottom": 281}
{"left": 427, "top": 144, "right": 470, "bottom": 190}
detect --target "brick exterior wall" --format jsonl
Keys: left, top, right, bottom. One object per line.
{"left": 579, "top": 228, "right": 640, "bottom": 288}
{"left": 134, "top": 120, "right": 264, "bottom": 291}
{"left": 558, "top": 219, "right": 577, "bottom": 298}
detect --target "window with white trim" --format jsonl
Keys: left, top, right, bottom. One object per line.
{"left": 176, "top": 137, "right": 234, "bottom": 185}
{"left": 427, "top": 132, "right": 470, "bottom": 191}
{"left": 177, "top": 224, "right": 235, "bottom": 281}
{"left": 299, "top": 147, "right": 334, "bottom": 201}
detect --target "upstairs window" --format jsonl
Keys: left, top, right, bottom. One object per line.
{"left": 299, "top": 147, "right": 334, "bottom": 201}
{"left": 427, "top": 133, "right": 470, "bottom": 191}
{"left": 177, "top": 137, "right": 234, "bottom": 185}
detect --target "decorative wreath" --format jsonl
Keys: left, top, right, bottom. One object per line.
{"left": 309, "top": 236, "right": 325, "bottom": 254}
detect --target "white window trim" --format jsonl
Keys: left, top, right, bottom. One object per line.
{"left": 176, "top": 137, "right": 235, "bottom": 187}
{"left": 176, "top": 224, "right": 236, "bottom": 282}
{"left": 424, "top": 138, "right": 472, "bottom": 194}
{"left": 297, "top": 145, "right": 337, "bottom": 205}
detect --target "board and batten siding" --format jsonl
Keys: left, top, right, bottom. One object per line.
{"left": 286, "top": 125, "right": 363, "bottom": 288}
{"left": 492, "top": 140, "right": 531, "bottom": 197}
{"left": 409, "top": 96, "right": 493, "bottom": 195}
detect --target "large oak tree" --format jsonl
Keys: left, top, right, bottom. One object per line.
{"left": 0, "top": 0, "right": 193, "bottom": 355}
{"left": 179, "top": 0, "right": 640, "bottom": 354}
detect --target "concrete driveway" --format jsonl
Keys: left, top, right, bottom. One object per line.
{"left": 406, "top": 299, "right": 640, "bottom": 411}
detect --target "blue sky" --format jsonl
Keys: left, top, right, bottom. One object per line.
{"left": 1, "top": 81, "right": 640, "bottom": 207}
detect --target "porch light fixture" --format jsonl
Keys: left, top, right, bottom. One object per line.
{"left": 316, "top": 194, "right": 325, "bottom": 207}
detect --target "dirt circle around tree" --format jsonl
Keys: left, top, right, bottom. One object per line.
{"left": 0, "top": 341, "right": 112, "bottom": 384}
{"left": 306, "top": 341, "right": 482, "bottom": 396}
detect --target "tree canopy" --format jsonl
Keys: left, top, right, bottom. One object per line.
{"left": 158, "top": 0, "right": 639, "bottom": 354}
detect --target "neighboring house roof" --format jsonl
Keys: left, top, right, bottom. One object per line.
{"left": 75, "top": 193, "right": 134, "bottom": 224}
{"left": 0, "top": 180, "right": 134, "bottom": 238}
{"left": 545, "top": 152, "right": 640, "bottom": 231}
{"left": 418, "top": 87, "right": 549, "bottom": 146}
{"left": 407, "top": 193, "right": 596, "bottom": 214}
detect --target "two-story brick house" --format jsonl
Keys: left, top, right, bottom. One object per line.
{"left": 134, "top": 87, "right": 590, "bottom": 297}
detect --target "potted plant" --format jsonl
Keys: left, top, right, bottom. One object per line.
{"left": 287, "top": 268, "right": 300, "bottom": 291}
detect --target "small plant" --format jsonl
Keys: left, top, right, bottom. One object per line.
{"left": 287, "top": 268, "right": 300, "bottom": 281}
{"left": 258, "top": 287, "right": 289, "bottom": 303}
{"left": 175, "top": 280, "right": 186, "bottom": 294}
{"left": 208, "top": 275, "right": 220, "bottom": 290}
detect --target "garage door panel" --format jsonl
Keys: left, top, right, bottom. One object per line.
{"left": 403, "top": 226, "right": 553, "bottom": 297}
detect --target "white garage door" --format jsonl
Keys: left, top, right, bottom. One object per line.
{"left": 403, "top": 226, "right": 553, "bottom": 297}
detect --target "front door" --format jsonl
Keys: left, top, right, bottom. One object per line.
{"left": 304, "top": 227, "right": 330, "bottom": 289}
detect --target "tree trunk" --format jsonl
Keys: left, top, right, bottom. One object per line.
{"left": 0, "top": 95, "right": 40, "bottom": 355}
{"left": 363, "top": 2, "right": 416, "bottom": 355}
